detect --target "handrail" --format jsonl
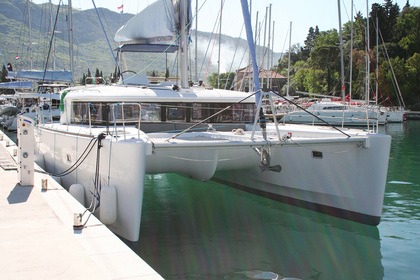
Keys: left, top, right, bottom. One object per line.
{"left": 111, "top": 102, "right": 142, "bottom": 140}
{"left": 85, "top": 102, "right": 142, "bottom": 139}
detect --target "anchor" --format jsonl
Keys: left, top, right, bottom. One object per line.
{"left": 258, "top": 147, "right": 282, "bottom": 173}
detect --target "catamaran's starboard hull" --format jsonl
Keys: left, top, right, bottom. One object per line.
{"left": 215, "top": 133, "right": 390, "bottom": 225}
{"left": 34, "top": 125, "right": 150, "bottom": 241}
{"left": 146, "top": 128, "right": 391, "bottom": 225}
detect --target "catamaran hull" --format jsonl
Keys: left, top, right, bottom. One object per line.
{"left": 34, "top": 126, "right": 150, "bottom": 241}
{"left": 212, "top": 133, "right": 391, "bottom": 225}
{"left": 146, "top": 132, "right": 391, "bottom": 225}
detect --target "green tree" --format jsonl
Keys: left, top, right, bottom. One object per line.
{"left": 301, "top": 26, "right": 320, "bottom": 60}
{"left": 1, "top": 65, "right": 8, "bottom": 82}
{"left": 80, "top": 73, "right": 86, "bottom": 85}
{"left": 208, "top": 72, "right": 235, "bottom": 90}
{"left": 310, "top": 29, "right": 340, "bottom": 94}
{"left": 404, "top": 53, "right": 420, "bottom": 106}
{"left": 273, "top": 1, "right": 420, "bottom": 108}
{"left": 371, "top": 1, "right": 400, "bottom": 43}
{"left": 395, "top": 6, "right": 420, "bottom": 56}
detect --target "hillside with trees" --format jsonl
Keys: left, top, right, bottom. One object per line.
{"left": 274, "top": 0, "right": 420, "bottom": 110}
{"left": 0, "top": 0, "right": 280, "bottom": 87}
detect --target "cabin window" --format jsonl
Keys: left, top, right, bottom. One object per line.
{"left": 191, "top": 103, "right": 255, "bottom": 123}
{"left": 166, "top": 103, "right": 186, "bottom": 121}
{"left": 322, "top": 106, "right": 344, "bottom": 110}
{"left": 139, "top": 103, "right": 161, "bottom": 122}
{"left": 71, "top": 102, "right": 142, "bottom": 125}
{"left": 71, "top": 101, "right": 255, "bottom": 125}
{"left": 232, "top": 103, "right": 254, "bottom": 122}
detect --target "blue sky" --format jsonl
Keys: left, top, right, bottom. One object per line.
{"left": 32, "top": 0, "right": 415, "bottom": 52}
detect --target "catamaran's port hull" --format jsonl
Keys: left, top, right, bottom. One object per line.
{"left": 34, "top": 126, "right": 150, "bottom": 241}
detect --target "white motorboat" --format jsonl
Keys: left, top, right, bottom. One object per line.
{"left": 32, "top": 0, "right": 391, "bottom": 242}
{"left": 281, "top": 100, "right": 387, "bottom": 126}
{"left": 384, "top": 106, "right": 407, "bottom": 123}
{"left": 5, "top": 91, "right": 62, "bottom": 131}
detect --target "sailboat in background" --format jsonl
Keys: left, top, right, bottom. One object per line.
{"left": 2, "top": 0, "right": 73, "bottom": 131}
{"left": 376, "top": 18, "right": 407, "bottom": 123}
{"left": 7, "top": 0, "right": 73, "bottom": 84}
{"left": 281, "top": 0, "right": 388, "bottom": 127}
{"left": 33, "top": 0, "right": 391, "bottom": 242}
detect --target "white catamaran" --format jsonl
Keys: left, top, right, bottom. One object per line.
{"left": 33, "top": 0, "right": 391, "bottom": 242}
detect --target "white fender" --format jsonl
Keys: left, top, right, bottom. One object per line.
{"left": 100, "top": 185, "right": 117, "bottom": 225}
{"left": 69, "top": 183, "right": 85, "bottom": 206}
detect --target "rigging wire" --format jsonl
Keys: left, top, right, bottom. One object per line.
{"left": 224, "top": 24, "right": 245, "bottom": 90}
{"left": 42, "top": 1, "right": 62, "bottom": 83}
{"left": 167, "top": 90, "right": 258, "bottom": 141}
{"left": 270, "top": 89, "right": 351, "bottom": 138}
{"left": 198, "top": 6, "right": 220, "bottom": 82}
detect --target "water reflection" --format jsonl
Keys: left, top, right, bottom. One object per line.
{"left": 131, "top": 174, "right": 383, "bottom": 280}
{"left": 382, "top": 122, "right": 420, "bottom": 223}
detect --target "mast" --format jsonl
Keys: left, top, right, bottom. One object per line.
{"left": 179, "top": 0, "right": 189, "bottom": 88}
{"left": 28, "top": 0, "right": 33, "bottom": 69}
{"left": 366, "top": 0, "right": 370, "bottom": 103}
{"left": 337, "top": 0, "right": 345, "bottom": 102}
{"left": 249, "top": 9, "right": 258, "bottom": 93}
{"left": 286, "top": 21, "right": 292, "bottom": 97}
{"left": 217, "top": 0, "right": 223, "bottom": 89}
{"left": 266, "top": 4, "right": 272, "bottom": 89}
{"left": 194, "top": 0, "right": 198, "bottom": 82}
{"left": 349, "top": 0, "right": 354, "bottom": 101}
{"left": 68, "top": 0, "right": 74, "bottom": 82}
{"left": 271, "top": 20, "right": 275, "bottom": 91}
{"left": 262, "top": 6, "right": 267, "bottom": 89}
{"left": 375, "top": 15, "right": 379, "bottom": 105}
{"left": 240, "top": 0, "right": 261, "bottom": 103}
{"left": 49, "top": 0, "right": 53, "bottom": 69}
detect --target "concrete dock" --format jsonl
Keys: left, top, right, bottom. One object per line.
{"left": 0, "top": 131, "right": 163, "bottom": 280}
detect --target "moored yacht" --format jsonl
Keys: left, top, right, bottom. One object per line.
{"left": 32, "top": 0, "right": 392, "bottom": 242}
{"left": 34, "top": 82, "right": 391, "bottom": 241}
{"left": 282, "top": 100, "right": 387, "bottom": 126}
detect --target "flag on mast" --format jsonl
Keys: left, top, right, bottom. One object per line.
{"left": 117, "top": 4, "right": 124, "bottom": 14}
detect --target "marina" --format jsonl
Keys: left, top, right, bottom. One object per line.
{"left": 0, "top": 131, "right": 163, "bottom": 279}
{"left": 27, "top": 0, "right": 391, "bottom": 243}
{"left": 2, "top": 122, "right": 419, "bottom": 279}
{"left": 1, "top": 0, "right": 419, "bottom": 279}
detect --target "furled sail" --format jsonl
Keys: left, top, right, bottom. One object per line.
{"left": 172, "top": 0, "right": 193, "bottom": 32}
{"left": 114, "top": 0, "right": 177, "bottom": 44}
{"left": 13, "top": 70, "right": 72, "bottom": 83}
{"left": 0, "top": 81, "right": 32, "bottom": 89}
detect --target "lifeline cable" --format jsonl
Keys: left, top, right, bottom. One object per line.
{"left": 270, "top": 89, "right": 351, "bottom": 138}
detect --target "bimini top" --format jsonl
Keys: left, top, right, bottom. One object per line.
{"left": 60, "top": 84, "right": 257, "bottom": 105}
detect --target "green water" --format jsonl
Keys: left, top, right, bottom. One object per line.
{"left": 133, "top": 122, "right": 420, "bottom": 279}
{"left": 3, "top": 122, "right": 419, "bottom": 279}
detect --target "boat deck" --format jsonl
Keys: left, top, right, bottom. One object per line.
{"left": 0, "top": 132, "right": 163, "bottom": 279}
